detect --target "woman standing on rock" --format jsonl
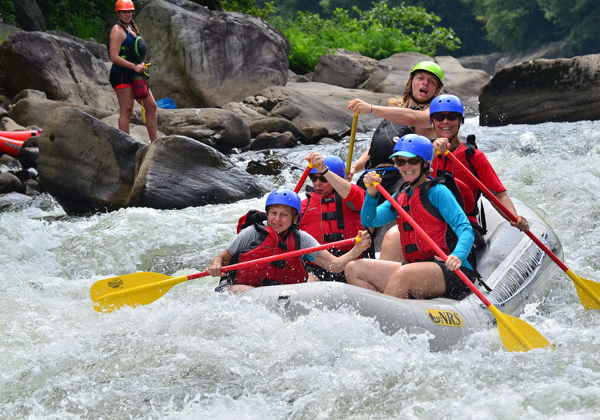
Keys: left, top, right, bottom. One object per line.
{"left": 108, "top": 0, "right": 158, "bottom": 142}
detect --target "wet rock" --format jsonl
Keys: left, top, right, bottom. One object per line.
{"left": 479, "top": 54, "right": 600, "bottom": 126}
{"left": 248, "top": 117, "right": 307, "bottom": 143}
{"left": 0, "top": 191, "right": 32, "bottom": 209}
{"left": 17, "top": 146, "right": 38, "bottom": 169}
{"left": 129, "top": 135, "right": 263, "bottom": 210}
{"left": 0, "top": 172, "right": 23, "bottom": 194}
{"left": 0, "top": 154, "right": 21, "bottom": 172}
{"left": 246, "top": 159, "right": 284, "bottom": 176}
{"left": 250, "top": 131, "right": 298, "bottom": 150}
{"left": 37, "top": 107, "right": 145, "bottom": 215}
{"left": 24, "top": 179, "right": 42, "bottom": 196}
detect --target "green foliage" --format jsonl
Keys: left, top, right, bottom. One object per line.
{"left": 36, "top": 0, "right": 115, "bottom": 42}
{"left": 0, "top": 0, "right": 15, "bottom": 24}
{"left": 463, "top": 0, "right": 557, "bottom": 51}
{"left": 537, "top": 0, "right": 600, "bottom": 54}
{"left": 222, "top": 0, "right": 276, "bottom": 19}
{"left": 278, "top": 1, "right": 460, "bottom": 74}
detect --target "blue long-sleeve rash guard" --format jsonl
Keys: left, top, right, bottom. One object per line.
{"left": 362, "top": 183, "right": 475, "bottom": 270}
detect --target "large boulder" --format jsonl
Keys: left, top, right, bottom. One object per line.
{"left": 313, "top": 49, "right": 378, "bottom": 89}
{"left": 37, "top": 107, "right": 145, "bottom": 215}
{"left": 479, "top": 54, "right": 600, "bottom": 127}
{"left": 9, "top": 97, "right": 113, "bottom": 128}
{"left": 252, "top": 86, "right": 356, "bottom": 143}
{"left": 129, "top": 135, "right": 263, "bottom": 210}
{"left": 136, "top": 0, "right": 290, "bottom": 108}
{"left": 285, "top": 82, "right": 398, "bottom": 130}
{"left": 0, "top": 31, "right": 118, "bottom": 111}
{"left": 131, "top": 107, "right": 251, "bottom": 153}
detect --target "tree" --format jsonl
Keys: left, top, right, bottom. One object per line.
{"left": 537, "top": 0, "right": 600, "bottom": 54}
{"left": 280, "top": 1, "right": 460, "bottom": 73}
{"left": 463, "top": 0, "right": 558, "bottom": 52}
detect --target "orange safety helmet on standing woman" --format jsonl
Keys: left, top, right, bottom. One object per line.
{"left": 115, "top": 0, "right": 135, "bottom": 12}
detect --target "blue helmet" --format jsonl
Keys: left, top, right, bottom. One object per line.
{"left": 430, "top": 94, "right": 465, "bottom": 124}
{"left": 310, "top": 155, "right": 346, "bottom": 178}
{"left": 265, "top": 188, "right": 302, "bottom": 214}
{"left": 389, "top": 134, "right": 433, "bottom": 162}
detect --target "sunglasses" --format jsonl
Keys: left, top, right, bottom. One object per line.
{"left": 309, "top": 174, "right": 329, "bottom": 183}
{"left": 394, "top": 157, "right": 421, "bottom": 167}
{"left": 431, "top": 112, "right": 461, "bottom": 122}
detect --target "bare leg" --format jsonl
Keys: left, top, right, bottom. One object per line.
{"left": 384, "top": 261, "right": 446, "bottom": 299}
{"left": 227, "top": 284, "right": 255, "bottom": 294}
{"left": 115, "top": 87, "right": 135, "bottom": 134}
{"left": 345, "top": 259, "right": 402, "bottom": 292}
{"left": 379, "top": 226, "right": 403, "bottom": 262}
{"left": 137, "top": 89, "right": 158, "bottom": 141}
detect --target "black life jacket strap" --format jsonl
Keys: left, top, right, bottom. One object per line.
{"left": 324, "top": 233, "right": 344, "bottom": 242}
{"left": 262, "top": 279, "right": 282, "bottom": 287}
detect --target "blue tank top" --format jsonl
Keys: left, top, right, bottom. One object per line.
{"left": 110, "top": 25, "right": 136, "bottom": 73}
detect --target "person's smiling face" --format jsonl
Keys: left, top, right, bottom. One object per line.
{"left": 267, "top": 204, "right": 297, "bottom": 234}
{"left": 394, "top": 156, "right": 423, "bottom": 184}
{"left": 432, "top": 112, "right": 462, "bottom": 139}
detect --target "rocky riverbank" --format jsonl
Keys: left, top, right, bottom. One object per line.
{"left": 0, "top": 0, "right": 595, "bottom": 214}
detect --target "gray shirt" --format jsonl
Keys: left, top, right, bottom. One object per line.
{"left": 227, "top": 225, "right": 322, "bottom": 262}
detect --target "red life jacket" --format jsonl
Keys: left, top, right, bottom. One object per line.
{"left": 431, "top": 140, "right": 481, "bottom": 225}
{"left": 299, "top": 191, "right": 363, "bottom": 255}
{"left": 396, "top": 181, "right": 456, "bottom": 263}
{"left": 224, "top": 224, "right": 307, "bottom": 287}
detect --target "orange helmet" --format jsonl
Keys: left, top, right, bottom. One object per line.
{"left": 115, "top": 0, "right": 135, "bottom": 12}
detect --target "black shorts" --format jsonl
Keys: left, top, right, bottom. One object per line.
{"left": 433, "top": 261, "right": 481, "bottom": 300}
{"left": 305, "top": 263, "right": 347, "bottom": 283}
{"left": 109, "top": 71, "right": 135, "bottom": 89}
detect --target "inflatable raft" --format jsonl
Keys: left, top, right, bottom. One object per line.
{"left": 241, "top": 197, "right": 562, "bottom": 351}
{"left": 0, "top": 129, "right": 41, "bottom": 141}
{"left": 0, "top": 136, "right": 23, "bottom": 157}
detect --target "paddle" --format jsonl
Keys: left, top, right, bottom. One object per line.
{"left": 91, "top": 236, "right": 361, "bottom": 313}
{"left": 346, "top": 113, "right": 359, "bottom": 175}
{"left": 441, "top": 150, "right": 600, "bottom": 310}
{"left": 373, "top": 181, "right": 553, "bottom": 352}
{"left": 294, "top": 162, "right": 313, "bottom": 193}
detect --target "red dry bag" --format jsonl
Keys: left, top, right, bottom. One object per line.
{"left": 132, "top": 74, "right": 148, "bottom": 100}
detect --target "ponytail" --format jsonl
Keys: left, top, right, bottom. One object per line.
{"left": 129, "top": 20, "right": 140, "bottom": 36}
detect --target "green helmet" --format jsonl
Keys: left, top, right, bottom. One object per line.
{"left": 411, "top": 61, "right": 444, "bottom": 86}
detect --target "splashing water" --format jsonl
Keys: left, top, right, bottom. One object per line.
{"left": 2, "top": 119, "right": 600, "bottom": 419}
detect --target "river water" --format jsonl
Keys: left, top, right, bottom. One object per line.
{"left": 2, "top": 118, "right": 600, "bottom": 419}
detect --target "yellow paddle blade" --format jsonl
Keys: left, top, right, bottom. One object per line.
{"left": 566, "top": 269, "right": 600, "bottom": 309}
{"left": 90, "top": 272, "right": 187, "bottom": 313}
{"left": 488, "top": 305, "right": 554, "bottom": 352}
